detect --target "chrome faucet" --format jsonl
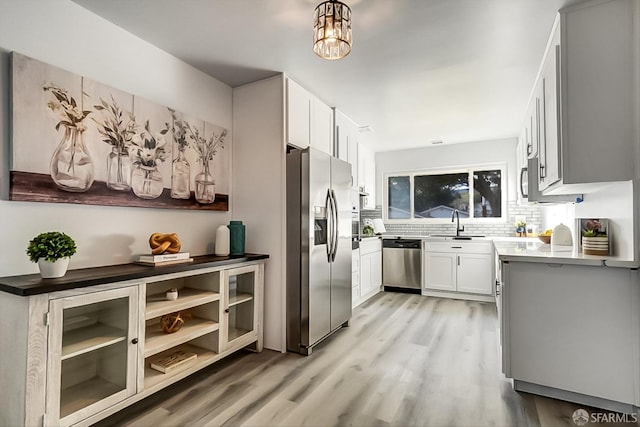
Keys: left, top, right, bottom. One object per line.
{"left": 452, "top": 209, "right": 464, "bottom": 236}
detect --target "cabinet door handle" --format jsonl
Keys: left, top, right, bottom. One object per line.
{"left": 131, "top": 338, "right": 139, "bottom": 345}
{"left": 225, "top": 308, "right": 230, "bottom": 313}
{"left": 457, "top": 255, "right": 460, "bottom": 266}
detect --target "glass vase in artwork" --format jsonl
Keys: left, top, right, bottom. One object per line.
{"left": 171, "top": 149, "right": 191, "bottom": 199}
{"left": 49, "top": 126, "right": 94, "bottom": 192}
{"left": 195, "top": 160, "right": 215, "bottom": 204}
{"left": 106, "top": 146, "right": 132, "bottom": 191}
{"left": 131, "top": 164, "right": 163, "bottom": 199}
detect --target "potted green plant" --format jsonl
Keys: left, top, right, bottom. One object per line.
{"left": 26, "top": 231, "right": 77, "bottom": 278}
{"left": 362, "top": 219, "right": 374, "bottom": 237}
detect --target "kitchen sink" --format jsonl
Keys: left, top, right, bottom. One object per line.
{"left": 428, "top": 234, "right": 486, "bottom": 240}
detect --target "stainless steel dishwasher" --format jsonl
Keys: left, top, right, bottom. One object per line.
{"left": 382, "top": 238, "right": 422, "bottom": 291}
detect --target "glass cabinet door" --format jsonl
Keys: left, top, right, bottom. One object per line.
{"left": 46, "top": 286, "right": 138, "bottom": 426}
{"left": 222, "top": 265, "right": 258, "bottom": 349}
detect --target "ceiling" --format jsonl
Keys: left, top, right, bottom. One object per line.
{"left": 74, "top": 0, "right": 588, "bottom": 152}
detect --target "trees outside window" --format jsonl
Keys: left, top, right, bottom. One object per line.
{"left": 385, "top": 167, "right": 504, "bottom": 221}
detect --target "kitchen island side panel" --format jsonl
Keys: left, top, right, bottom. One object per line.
{"left": 505, "top": 261, "right": 637, "bottom": 405}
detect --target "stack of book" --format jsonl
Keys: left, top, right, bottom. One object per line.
{"left": 149, "top": 349, "right": 197, "bottom": 373}
{"left": 135, "top": 252, "right": 193, "bottom": 266}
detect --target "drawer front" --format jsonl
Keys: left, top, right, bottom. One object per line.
{"left": 360, "top": 239, "right": 382, "bottom": 255}
{"left": 424, "top": 241, "right": 492, "bottom": 254}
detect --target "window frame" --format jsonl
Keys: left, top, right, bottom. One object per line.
{"left": 383, "top": 163, "right": 508, "bottom": 224}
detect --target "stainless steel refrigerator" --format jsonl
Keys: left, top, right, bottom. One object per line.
{"left": 286, "top": 147, "right": 352, "bottom": 355}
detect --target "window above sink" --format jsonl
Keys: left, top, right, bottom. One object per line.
{"left": 384, "top": 164, "right": 507, "bottom": 224}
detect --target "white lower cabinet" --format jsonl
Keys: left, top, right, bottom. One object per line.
{"left": 221, "top": 264, "right": 261, "bottom": 352}
{"left": 352, "top": 248, "right": 360, "bottom": 307}
{"left": 424, "top": 252, "right": 457, "bottom": 292}
{"left": 423, "top": 241, "right": 493, "bottom": 300}
{"left": 46, "top": 286, "right": 139, "bottom": 426}
{"left": 456, "top": 253, "right": 493, "bottom": 294}
{"left": 358, "top": 238, "right": 382, "bottom": 304}
{"left": 0, "top": 258, "right": 266, "bottom": 427}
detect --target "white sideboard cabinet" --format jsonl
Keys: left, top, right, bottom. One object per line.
{"left": 0, "top": 254, "right": 267, "bottom": 427}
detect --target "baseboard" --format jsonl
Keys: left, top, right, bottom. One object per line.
{"left": 421, "top": 289, "right": 495, "bottom": 303}
{"left": 514, "top": 379, "right": 636, "bottom": 415}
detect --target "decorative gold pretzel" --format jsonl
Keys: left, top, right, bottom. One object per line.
{"left": 149, "top": 232, "right": 181, "bottom": 255}
{"left": 160, "top": 311, "right": 190, "bottom": 334}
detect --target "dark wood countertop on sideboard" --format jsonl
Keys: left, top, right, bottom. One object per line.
{"left": 0, "top": 253, "right": 269, "bottom": 296}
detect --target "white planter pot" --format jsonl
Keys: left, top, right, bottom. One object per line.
{"left": 582, "top": 236, "right": 609, "bottom": 256}
{"left": 37, "top": 257, "right": 70, "bottom": 278}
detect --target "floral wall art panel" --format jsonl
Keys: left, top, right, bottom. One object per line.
{"left": 83, "top": 78, "right": 134, "bottom": 192}
{"left": 131, "top": 95, "right": 173, "bottom": 197}
{"left": 169, "top": 110, "right": 204, "bottom": 200}
{"left": 205, "top": 121, "right": 230, "bottom": 197}
{"left": 12, "top": 54, "right": 82, "bottom": 177}
{"left": 10, "top": 52, "right": 229, "bottom": 211}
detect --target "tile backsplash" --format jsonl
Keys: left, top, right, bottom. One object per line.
{"left": 361, "top": 201, "right": 542, "bottom": 237}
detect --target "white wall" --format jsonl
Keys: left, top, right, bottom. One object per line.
{"left": 542, "top": 181, "right": 635, "bottom": 260}
{"left": 0, "top": 1, "right": 233, "bottom": 276}
{"left": 374, "top": 137, "right": 518, "bottom": 205}
{"left": 232, "top": 76, "right": 285, "bottom": 351}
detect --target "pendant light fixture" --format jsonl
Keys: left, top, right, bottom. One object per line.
{"left": 313, "top": 0, "right": 352, "bottom": 60}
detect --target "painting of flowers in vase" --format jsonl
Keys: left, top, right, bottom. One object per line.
{"left": 10, "top": 52, "right": 229, "bottom": 211}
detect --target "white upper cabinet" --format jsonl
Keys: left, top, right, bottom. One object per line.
{"left": 286, "top": 78, "right": 311, "bottom": 149}
{"left": 334, "top": 109, "right": 359, "bottom": 189}
{"left": 358, "top": 144, "right": 376, "bottom": 210}
{"left": 516, "top": 132, "right": 528, "bottom": 205}
{"left": 538, "top": 25, "right": 561, "bottom": 191}
{"left": 528, "top": 0, "right": 638, "bottom": 195}
{"left": 286, "top": 78, "right": 334, "bottom": 155}
{"left": 311, "top": 97, "right": 334, "bottom": 156}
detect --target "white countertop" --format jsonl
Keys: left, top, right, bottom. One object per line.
{"left": 377, "top": 234, "right": 638, "bottom": 268}
{"left": 492, "top": 238, "right": 637, "bottom": 268}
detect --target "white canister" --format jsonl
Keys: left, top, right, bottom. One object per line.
{"left": 551, "top": 223, "right": 573, "bottom": 251}
{"left": 215, "top": 224, "right": 230, "bottom": 256}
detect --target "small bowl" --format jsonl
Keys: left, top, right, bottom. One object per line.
{"left": 166, "top": 289, "right": 178, "bottom": 301}
{"left": 538, "top": 235, "right": 551, "bottom": 244}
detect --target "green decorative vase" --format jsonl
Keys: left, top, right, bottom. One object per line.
{"left": 228, "top": 220, "right": 245, "bottom": 256}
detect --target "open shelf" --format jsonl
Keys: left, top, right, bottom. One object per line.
{"left": 143, "top": 343, "right": 219, "bottom": 390}
{"left": 144, "top": 317, "right": 219, "bottom": 358}
{"left": 59, "top": 376, "right": 123, "bottom": 419}
{"left": 145, "top": 288, "right": 220, "bottom": 320}
{"left": 61, "top": 324, "right": 127, "bottom": 360}
{"left": 228, "top": 293, "right": 253, "bottom": 307}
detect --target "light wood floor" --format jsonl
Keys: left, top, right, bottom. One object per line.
{"left": 97, "top": 292, "right": 628, "bottom": 427}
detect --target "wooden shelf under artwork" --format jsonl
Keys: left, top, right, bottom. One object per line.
{"left": 145, "top": 288, "right": 220, "bottom": 320}
{"left": 144, "top": 317, "right": 219, "bottom": 358}
{"left": 61, "top": 324, "right": 127, "bottom": 360}
{"left": 9, "top": 171, "right": 229, "bottom": 211}
{"left": 143, "top": 343, "right": 219, "bottom": 390}
{"left": 228, "top": 293, "right": 253, "bottom": 307}
{"left": 60, "top": 376, "right": 123, "bottom": 419}
{"left": 228, "top": 326, "right": 251, "bottom": 342}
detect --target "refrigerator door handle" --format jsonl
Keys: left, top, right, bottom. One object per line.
{"left": 330, "top": 189, "right": 339, "bottom": 262}
{"left": 325, "top": 189, "right": 333, "bottom": 262}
